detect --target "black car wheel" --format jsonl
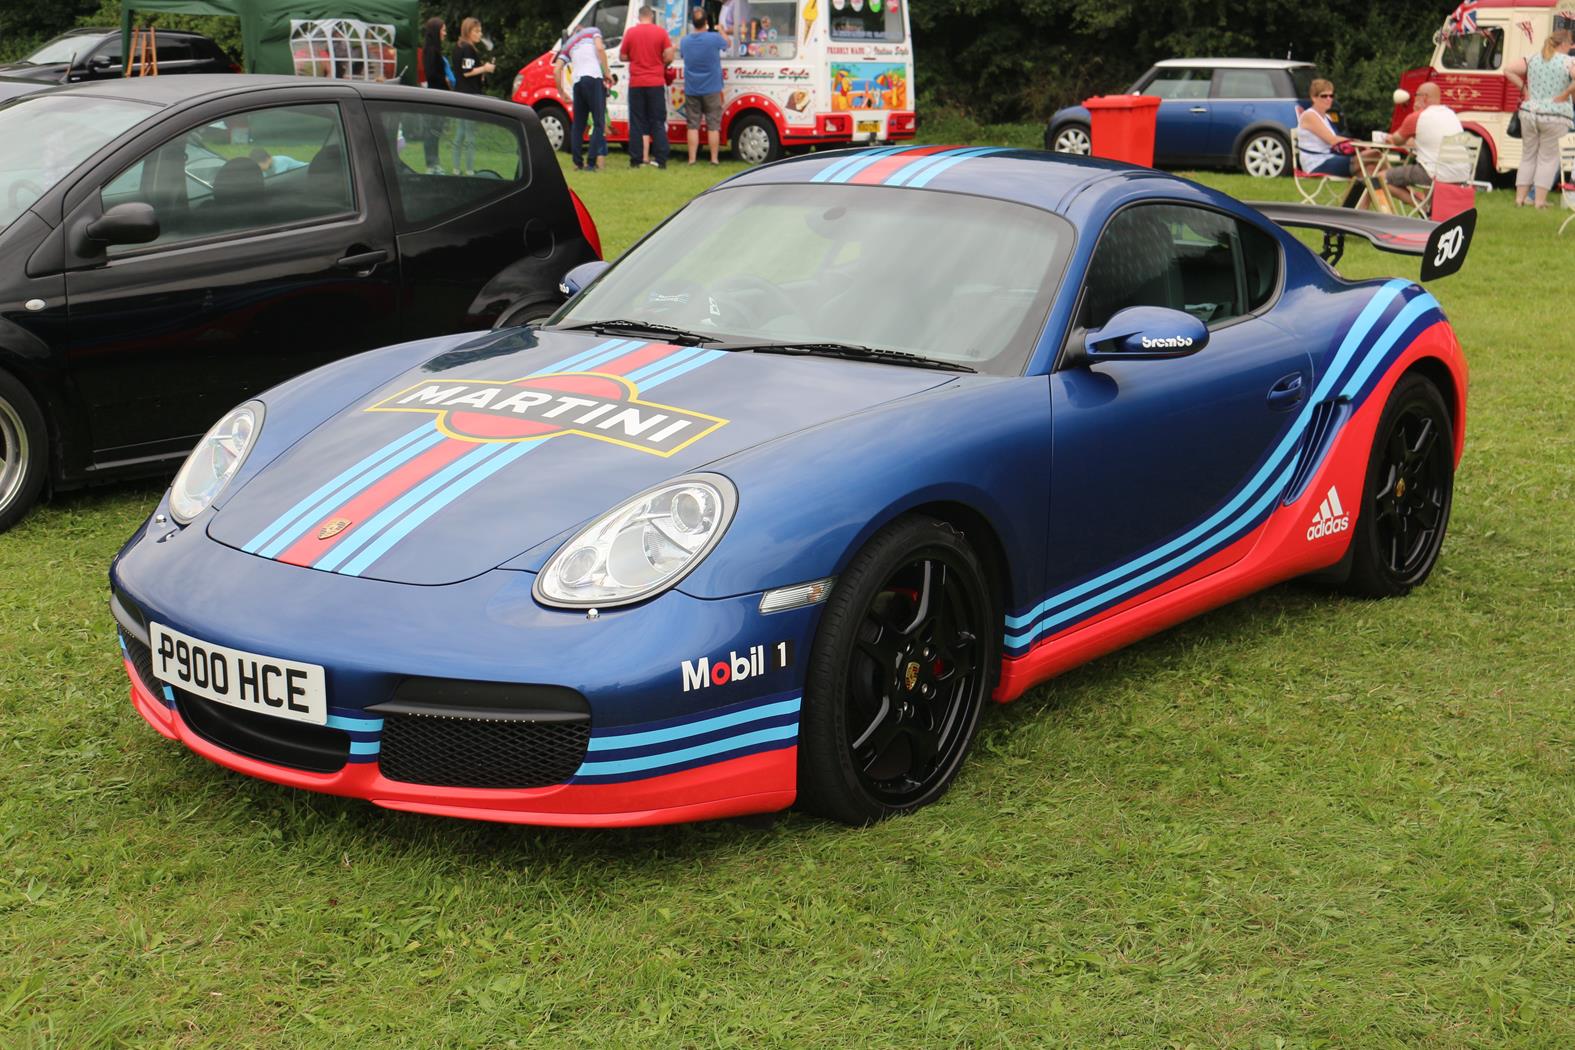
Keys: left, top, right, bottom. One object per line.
{"left": 1342, "top": 374, "right": 1454, "bottom": 597}
{"left": 534, "top": 103, "right": 569, "bottom": 153}
{"left": 492, "top": 299, "right": 562, "bottom": 329}
{"left": 798, "top": 516, "right": 996, "bottom": 825}
{"left": 0, "top": 369, "right": 47, "bottom": 533}
{"left": 1239, "top": 131, "right": 1290, "bottom": 178}
{"left": 1048, "top": 123, "right": 1091, "bottom": 155}
{"left": 729, "top": 113, "right": 782, "bottom": 165}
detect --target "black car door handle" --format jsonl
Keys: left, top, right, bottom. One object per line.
{"left": 336, "top": 249, "right": 388, "bottom": 272}
{"left": 1267, "top": 372, "right": 1305, "bottom": 408}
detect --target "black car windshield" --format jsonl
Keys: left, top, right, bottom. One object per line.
{"left": 0, "top": 95, "right": 154, "bottom": 233}
{"left": 556, "top": 183, "right": 1072, "bottom": 376}
{"left": 20, "top": 34, "right": 105, "bottom": 66}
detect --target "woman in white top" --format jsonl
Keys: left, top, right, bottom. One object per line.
{"left": 1507, "top": 30, "right": 1575, "bottom": 208}
{"left": 1297, "top": 78, "right": 1384, "bottom": 177}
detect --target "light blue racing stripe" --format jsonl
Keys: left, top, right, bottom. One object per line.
{"left": 338, "top": 439, "right": 546, "bottom": 577}
{"left": 348, "top": 740, "right": 380, "bottom": 755}
{"left": 886, "top": 146, "right": 997, "bottom": 188}
{"left": 903, "top": 146, "right": 1012, "bottom": 189}
{"left": 311, "top": 442, "right": 510, "bottom": 573}
{"left": 245, "top": 425, "right": 439, "bottom": 555}
{"left": 624, "top": 344, "right": 709, "bottom": 385}
{"left": 824, "top": 145, "right": 924, "bottom": 184}
{"left": 1339, "top": 295, "right": 1440, "bottom": 398}
{"left": 1005, "top": 279, "right": 1412, "bottom": 634}
{"left": 534, "top": 338, "right": 642, "bottom": 376}
{"left": 638, "top": 349, "right": 728, "bottom": 390}
{"left": 575, "top": 723, "right": 798, "bottom": 776}
{"left": 1008, "top": 459, "right": 1300, "bottom": 647}
{"left": 588, "top": 698, "right": 801, "bottom": 753}
{"left": 162, "top": 685, "right": 175, "bottom": 703}
{"left": 326, "top": 714, "right": 384, "bottom": 732}
{"left": 811, "top": 145, "right": 907, "bottom": 184}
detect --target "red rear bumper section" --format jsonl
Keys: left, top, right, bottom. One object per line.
{"left": 126, "top": 660, "right": 797, "bottom": 828}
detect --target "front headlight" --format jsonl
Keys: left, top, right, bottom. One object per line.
{"left": 169, "top": 401, "right": 263, "bottom": 523}
{"left": 535, "top": 474, "right": 736, "bottom": 608}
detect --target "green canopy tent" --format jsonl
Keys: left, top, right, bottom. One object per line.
{"left": 120, "top": 0, "right": 419, "bottom": 81}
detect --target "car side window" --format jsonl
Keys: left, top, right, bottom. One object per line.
{"left": 1141, "top": 67, "right": 1212, "bottom": 100}
{"left": 1083, "top": 204, "right": 1279, "bottom": 332}
{"left": 99, "top": 102, "right": 354, "bottom": 255}
{"left": 1214, "top": 69, "right": 1277, "bottom": 99}
{"left": 368, "top": 102, "right": 526, "bottom": 227}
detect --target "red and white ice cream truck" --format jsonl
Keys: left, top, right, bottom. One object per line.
{"left": 1392, "top": 0, "right": 1575, "bottom": 175}
{"left": 511, "top": 0, "right": 915, "bottom": 163}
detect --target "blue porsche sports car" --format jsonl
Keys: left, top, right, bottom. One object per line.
{"left": 111, "top": 146, "right": 1473, "bottom": 826}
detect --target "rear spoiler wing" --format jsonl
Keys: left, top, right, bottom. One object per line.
{"left": 1248, "top": 203, "right": 1474, "bottom": 281}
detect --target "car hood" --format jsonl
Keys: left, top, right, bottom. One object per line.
{"left": 208, "top": 330, "right": 957, "bottom": 585}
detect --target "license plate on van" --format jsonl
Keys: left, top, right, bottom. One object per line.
{"left": 150, "top": 622, "right": 327, "bottom": 725}
{"left": 858, "top": 120, "right": 880, "bottom": 135}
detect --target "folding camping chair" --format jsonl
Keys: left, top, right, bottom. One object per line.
{"left": 1403, "top": 131, "right": 1480, "bottom": 219}
{"left": 1559, "top": 136, "right": 1575, "bottom": 236}
{"left": 1291, "top": 135, "right": 1346, "bottom": 206}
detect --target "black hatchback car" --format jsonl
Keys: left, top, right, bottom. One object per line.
{"left": 0, "top": 75, "right": 601, "bottom": 530}
{"left": 0, "top": 27, "right": 240, "bottom": 82}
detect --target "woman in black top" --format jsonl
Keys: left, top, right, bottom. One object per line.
{"left": 419, "top": 17, "right": 447, "bottom": 173}
{"left": 451, "top": 17, "right": 495, "bottom": 175}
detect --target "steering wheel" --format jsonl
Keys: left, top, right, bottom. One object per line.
{"left": 710, "top": 274, "right": 803, "bottom": 330}
{"left": 7, "top": 179, "right": 44, "bottom": 212}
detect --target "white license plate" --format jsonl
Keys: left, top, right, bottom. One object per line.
{"left": 149, "top": 622, "right": 327, "bottom": 725}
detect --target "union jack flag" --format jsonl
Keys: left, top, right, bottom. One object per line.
{"left": 1448, "top": 0, "right": 1480, "bottom": 36}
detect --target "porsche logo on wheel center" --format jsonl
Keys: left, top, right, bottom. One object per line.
{"left": 366, "top": 372, "right": 727, "bottom": 457}
{"left": 904, "top": 661, "right": 920, "bottom": 691}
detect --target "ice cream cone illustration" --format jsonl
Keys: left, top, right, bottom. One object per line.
{"left": 802, "top": 0, "right": 818, "bottom": 42}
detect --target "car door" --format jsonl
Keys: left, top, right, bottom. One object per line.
{"left": 1042, "top": 202, "right": 1308, "bottom": 635}
{"left": 1207, "top": 66, "right": 1282, "bottom": 158}
{"left": 56, "top": 89, "right": 401, "bottom": 460}
{"left": 1139, "top": 66, "right": 1214, "bottom": 164}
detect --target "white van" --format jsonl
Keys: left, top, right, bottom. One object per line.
{"left": 1392, "top": 1, "right": 1575, "bottom": 174}
{"left": 511, "top": 0, "right": 915, "bottom": 163}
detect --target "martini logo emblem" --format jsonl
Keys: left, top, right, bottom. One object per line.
{"left": 367, "top": 372, "right": 728, "bottom": 457}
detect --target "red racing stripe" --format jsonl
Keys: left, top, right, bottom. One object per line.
{"left": 847, "top": 144, "right": 953, "bottom": 186}
{"left": 593, "top": 341, "right": 682, "bottom": 375}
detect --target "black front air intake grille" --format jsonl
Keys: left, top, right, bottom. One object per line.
{"left": 376, "top": 713, "right": 590, "bottom": 788}
{"left": 122, "top": 632, "right": 158, "bottom": 696}
{"left": 175, "top": 691, "right": 350, "bottom": 774}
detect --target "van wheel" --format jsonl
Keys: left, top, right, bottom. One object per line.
{"left": 534, "top": 103, "right": 569, "bottom": 152}
{"left": 729, "top": 114, "right": 781, "bottom": 165}
{"left": 0, "top": 369, "right": 47, "bottom": 533}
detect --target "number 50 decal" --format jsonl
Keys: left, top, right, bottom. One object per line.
{"left": 1421, "top": 209, "right": 1475, "bottom": 282}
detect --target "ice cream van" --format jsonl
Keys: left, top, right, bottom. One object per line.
{"left": 511, "top": 0, "right": 915, "bottom": 164}
{"left": 1392, "top": 0, "right": 1575, "bottom": 175}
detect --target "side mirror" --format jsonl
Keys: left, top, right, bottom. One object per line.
{"left": 84, "top": 202, "right": 160, "bottom": 247}
{"left": 559, "top": 259, "right": 610, "bottom": 298}
{"left": 1076, "top": 305, "right": 1208, "bottom": 365}
{"left": 90, "top": 54, "right": 114, "bottom": 69}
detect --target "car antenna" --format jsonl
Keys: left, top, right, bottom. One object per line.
{"left": 59, "top": 50, "right": 78, "bottom": 84}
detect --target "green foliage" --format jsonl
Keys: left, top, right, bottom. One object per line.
{"left": 419, "top": 0, "right": 581, "bottom": 99}
{"left": 0, "top": 0, "right": 104, "bottom": 62}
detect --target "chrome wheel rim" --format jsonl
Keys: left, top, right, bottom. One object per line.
{"left": 1244, "top": 135, "right": 1287, "bottom": 177}
{"left": 735, "top": 124, "right": 773, "bottom": 164}
{"left": 1053, "top": 126, "right": 1091, "bottom": 155}
{"left": 539, "top": 111, "right": 566, "bottom": 151}
{"left": 0, "top": 394, "right": 29, "bottom": 515}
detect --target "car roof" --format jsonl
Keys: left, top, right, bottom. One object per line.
{"left": 1153, "top": 58, "right": 1315, "bottom": 70}
{"left": 717, "top": 147, "right": 1212, "bottom": 217}
{"left": 10, "top": 74, "right": 358, "bottom": 107}
{"left": 40, "top": 26, "right": 213, "bottom": 41}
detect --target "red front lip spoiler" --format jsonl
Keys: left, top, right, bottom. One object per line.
{"left": 126, "top": 659, "right": 796, "bottom": 828}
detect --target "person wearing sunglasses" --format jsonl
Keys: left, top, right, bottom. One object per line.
{"left": 1298, "top": 78, "right": 1390, "bottom": 207}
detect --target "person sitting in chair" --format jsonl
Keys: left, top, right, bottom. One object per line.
{"left": 1384, "top": 82, "right": 1466, "bottom": 208}
{"left": 1298, "top": 79, "right": 1388, "bottom": 207}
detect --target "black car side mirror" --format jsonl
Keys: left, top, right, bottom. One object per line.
{"left": 1071, "top": 305, "right": 1209, "bottom": 366}
{"left": 84, "top": 203, "right": 160, "bottom": 247}
{"left": 90, "top": 55, "right": 114, "bottom": 69}
{"left": 559, "top": 259, "right": 610, "bottom": 298}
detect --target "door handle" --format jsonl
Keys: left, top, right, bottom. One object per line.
{"left": 1189, "top": 106, "right": 1209, "bottom": 114}
{"left": 336, "top": 249, "right": 388, "bottom": 272}
{"left": 1267, "top": 372, "right": 1305, "bottom": 408}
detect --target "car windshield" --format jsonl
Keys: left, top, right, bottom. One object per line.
{"left": 21, "top": 34, "right": 104, "bottom": 66}
{"left": 0, "top": 95, "right": 154, "bottom": 233}
{"left": 556, "top": 183, "right": 1071, "bottom": 375}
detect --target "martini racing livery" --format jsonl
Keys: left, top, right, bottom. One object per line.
{"left": 111, "top": 148, "right": 1473, "bottom": 827}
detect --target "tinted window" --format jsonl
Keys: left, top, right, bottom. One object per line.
{"left": 1141, "top": 67, "right": 1212, "bottom": 100}
{"left": 22, "top": 34, "right": 106, "bottom": 65}
{"left": 99, "top": 103, "right": 353, "bottom": 254}
{"left": 1083, "top": 204, "right": 1278, "bottom": 330}
{"left": 1442, "top": 26, "right": 1503, "bottom": 70}
{"left": 1290, "top": 67, "right": 1316, "bottom": 101}
{"left": 1215, "top": 69, "right": 1277, "bottom": 99}
{"left": 370, "top": 102, "right": 526, "bottom": 226}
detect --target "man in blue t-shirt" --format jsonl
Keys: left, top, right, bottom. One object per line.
{"left": 679, "top": 7, "right": 728, "bottom": 164}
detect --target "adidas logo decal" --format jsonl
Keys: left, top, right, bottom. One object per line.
{"left": 1306, "top": 486, "right": 1351, "bottom": 540}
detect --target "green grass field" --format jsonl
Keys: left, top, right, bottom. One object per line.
{"left": 2, "top": 131, "right": 1572, "bottom": 1047}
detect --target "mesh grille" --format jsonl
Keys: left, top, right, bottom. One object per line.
{"left": 122, "top": 633, "right": 159, "bottom": 696}
{"left": 378, "top": 713, "right": 589, "bottom": 788}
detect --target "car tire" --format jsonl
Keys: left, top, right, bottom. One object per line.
{"left": 534, "top": 103, "right": 569, "bottom": 153}
{"left": 797, "top": 515, "right": 997, "bottom": 825}
{"left": 729, "top": 113, "right": 782, "bottom": 165}
{"left": 0, "top": 368, "right": 47, "bottom": 533}
{"left": 1048, "top": 122, "right": 1091, "bottom": 156}
{"left": 1340, "top": 374, "right": 1454, "bottom": 598}
{"left": 1239, "top": 131, "right": 1290, "bottom": 178}
{"left": 492, "top": 299, "right": 561, "bottom": 329}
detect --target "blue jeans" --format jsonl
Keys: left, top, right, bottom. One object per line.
{"left": 628, "top": 85, "right": 670, "bottom": 167}
{"left": 571, "top": 76, "right": 607, "bottom": 168}
{"left": 452, "top": 119, "right": 476, "bottom": 173}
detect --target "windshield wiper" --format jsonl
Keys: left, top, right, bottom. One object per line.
{"left": 723, "top": 341, "right": 976, "bottom": 373}
{"left": 555, "top": 319, "right": 720, "bottom": 346}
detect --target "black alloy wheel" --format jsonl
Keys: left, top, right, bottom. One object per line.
{"left": 1343, "top": 374, "right": 1454, "bottom": 597}
{"left": 798, "top": 516, "right": 996, "bottom": 824}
